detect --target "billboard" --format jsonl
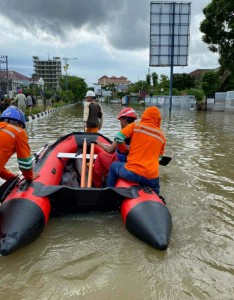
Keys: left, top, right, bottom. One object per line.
{"left": 150, "top": 1, "right": 191, "bottom": 66}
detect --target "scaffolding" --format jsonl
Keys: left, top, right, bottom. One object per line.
{"left": 33, "top": 56, "right": 62, "bottom": 91}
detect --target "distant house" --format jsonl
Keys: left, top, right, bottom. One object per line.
{"left": 0, "top": 70, "right": 44, "bottom": 95}
{"left": 98, "top": 75, "right": 131, "bottom": 86}
{"left": 189, "top": 69, "right": 211, "bottom": 81}
{"left": 29, "top": 77, "right": 45, "bottom": 89}
{"left": 0, "top": 70, "right": 30, "bottom": 94}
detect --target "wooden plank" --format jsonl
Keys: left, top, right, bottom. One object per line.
{"left": 57, "top": 152, "right": 97, "bottom": 159}
{"left": 81, "top": 139, "right": 87, "bottom": 188}
{"left": 87, "top": 143, "right": 95, "bottom": 188}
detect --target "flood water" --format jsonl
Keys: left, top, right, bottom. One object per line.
{"left": 0, "top": 103, "right": 233, "bottom": 300}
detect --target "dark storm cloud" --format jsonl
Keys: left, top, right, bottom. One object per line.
{"left": 0, "top": 0, "right": 145, "bottom": 48}
{"left": 106, "top": 0, "right": 150, "bottom": 50}
{"left": 0, "top": 0, "right": 211, "bottom": 51}
{"left": 4, "top": 0, "right": 123, "bottom": 36}
{"left": 0, "top": 0, "right": 150, "bottom": 50}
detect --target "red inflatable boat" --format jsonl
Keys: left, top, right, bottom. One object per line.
{"left": 0, "top": 132, "right": 172, "bottom": 256}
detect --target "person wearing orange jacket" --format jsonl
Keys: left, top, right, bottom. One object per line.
{"left": 0, "top": 106, "right": 38, "bottom": 182}
{"left": 92, "top": 107, "right": 137, "bottom": 187}
{"left": 107, "top": 106, "right": 166, "bottom": 195}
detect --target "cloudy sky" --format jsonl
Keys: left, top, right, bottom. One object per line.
{"left": 0, "top": 0, "right": 218, "bottom": 86}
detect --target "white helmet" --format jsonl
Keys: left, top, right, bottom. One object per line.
{"left": 85, "top": 90, "right": 95, "bottom": 97}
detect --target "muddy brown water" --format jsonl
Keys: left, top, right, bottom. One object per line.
{"left": 0, "top": 103, "right": 233, "bottom": 300}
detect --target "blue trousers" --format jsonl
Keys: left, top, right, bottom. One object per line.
{"left": 107, "top": 161, "right": 160, "bottom": 195}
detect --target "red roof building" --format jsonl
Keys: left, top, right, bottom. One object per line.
{"left": 98, "top": 75, "right": 131, "bottom": 86}
{"left": 189, "top": 69, "right": 211, "bottom": 81}
{"left": 0, "top": 70, "right": 44, "bottom": 94}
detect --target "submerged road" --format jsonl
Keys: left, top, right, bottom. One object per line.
{"left": 0, "top": 103, "right": 233, "bottom": 299}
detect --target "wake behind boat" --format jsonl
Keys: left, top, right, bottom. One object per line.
{"left": 0, "top": 132, "right": 172, "bottom": 256}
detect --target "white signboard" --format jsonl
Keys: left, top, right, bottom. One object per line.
{"left": 150, "top": 1, "right": 191, "bottom": 66}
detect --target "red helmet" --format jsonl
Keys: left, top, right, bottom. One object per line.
{"left": 117, "top": 108, "right": 137, "bottom": 120}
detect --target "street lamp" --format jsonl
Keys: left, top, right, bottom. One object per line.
{"left": 62, "top": 57, "right": 77, "bottom": 101}
{"left": 63, "top": 63, "right": 69, "bottom": 92}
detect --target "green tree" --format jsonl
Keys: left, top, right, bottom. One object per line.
{"left": 60, "top": 75, "right": 87, "bottom": 101}
{"left": 152, "top": 72, "right": 158, "bottom": 87}
{"left": 173, "top": 73, "right": 195, "bottom": 90}
{"left": 28, "top": 83, "right": 42, "bottom": 97}
{"left": 185, "top": 88, "right": 204, "bottom": 102}
{"left": 149, "top": 74, "right": 170, "bottom": 95}
{"left": 159, "top": 75, "right": 169, "bottom": 88}
{"left": 156, "top": 75, "right": 170, "bottom": 94}
{"left": 58, "top": 90, "right": 75, "bottom": 103}
{"left": 217, "top": 66, "right": 234, "bottom": 91}
{"left": 201, "top": 71, "right": 219, "bottom": 97}
{"left": 146, "top": 74, "right": 151, "bottom": 86}
{"left": 200, "top": 0, "right": 234, "bottom": 73}
{"left": 128, "top": 80, "right": 148, "bottom": 93}
{"left": 44, "top": 87, "right": 56, "bottom": 100}
{"left": 116, "top": 92, "right": 125, "bottom": 99}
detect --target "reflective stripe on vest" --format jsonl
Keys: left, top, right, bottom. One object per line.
{"left": 0, "top": 128, "right": 16, "bottom": 138}
{"left": 134, "top": 123, "right": 165, "bottom": 144}
{"left": 0, "top": 124, "right": 22, "bottom": 139}
{"left": 7, "top": 124, "right": 22, "bottom": 132}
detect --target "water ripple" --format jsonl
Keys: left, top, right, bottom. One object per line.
{"left": 1, "top": 105, "right": 234, "bottom": 300}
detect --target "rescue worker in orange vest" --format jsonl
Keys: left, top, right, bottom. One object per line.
{"left": 83, "top": 91, "right": 103, "bottom": 133}
{"left": 92, "top": 107, "right": 137, "bottom": 187}
{"left": 0, "top": 106, "right": 38, "bottom": 182}
{"left": 107, "top": 107, "right": 166, "bottom": 195}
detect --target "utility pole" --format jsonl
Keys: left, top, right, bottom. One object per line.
{"left": 62, "top": 57, "right": 77, "bottom": 102}
{"left": 0, "top": 55, "right": 9, "bottom": 97}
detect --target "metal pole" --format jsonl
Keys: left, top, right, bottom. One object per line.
{"left": 62, "top": 57, "right": 77, "bottom": 104}
{"left": 66, "top": 68, "right": 68, "bottom": 93}
{"left": 66, "top": 68, "right": 69, "bottom": 104}
{"left": 6, "top": 56, "right": 9, "bottom": 97}
{"left": 169, "top": 2, "right": 175, "bottom": 112}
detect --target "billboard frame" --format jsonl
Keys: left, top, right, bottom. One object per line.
{"left": 150, "top": 1, "right": 191, "bottom": 111}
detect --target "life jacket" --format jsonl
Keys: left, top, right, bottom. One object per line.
{"left": 0, "top": 122, "right": 34, "bottom": 180}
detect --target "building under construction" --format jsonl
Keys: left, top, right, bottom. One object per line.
{"left": 33, "top": 56, "right": 61, "bottom": 90}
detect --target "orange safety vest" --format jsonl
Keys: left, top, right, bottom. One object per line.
{"left": 118, "top": 121, "right": 166, "bottom": 179}
{"left": 0, "top": 122, "right": 34, "bottom": 180}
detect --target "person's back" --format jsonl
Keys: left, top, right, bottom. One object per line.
{"left": 26, "top": 94, "right": 33, "bottom": 106}
{"left": 26, "top": 94, "right": 33, "bottom": 114}
{"left": 121, "top": 107, "right": 165, "bottom": 179}
{"left": 86, "top": 101, "right": 102, "bottom": 128}
{"left": 107, "top": 107, "right": 166, "bottom": 195}
{"left": 83, "top": 91, "right": 103, "bottom": 133}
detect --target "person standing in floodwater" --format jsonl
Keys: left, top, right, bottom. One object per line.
{"left": 83, "top": 90, "right": 103, "bottom": 133}
{"left": 12, "top": 89, "right": 27, "bottom": 112}
{"left": 26, "top": 93, "right": 34, "bottom": 115}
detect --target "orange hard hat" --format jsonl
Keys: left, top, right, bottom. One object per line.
{"left": 117, "top": 107, "right": 137, "bottom": 120}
